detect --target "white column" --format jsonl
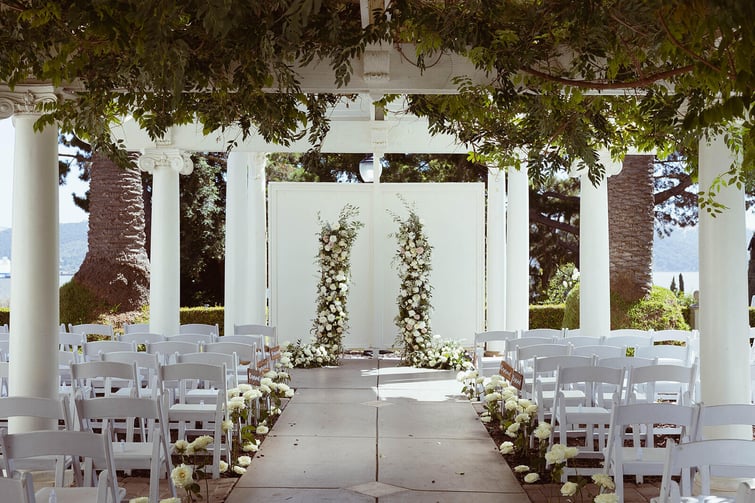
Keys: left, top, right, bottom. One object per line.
{"left": 224, "top": 152, "right": 250, "bottom": 333}
{"left": 578, "top": 153, "right": 621, "bottom": 338}
{"left": 225, "top": 152, "right": 268, "bottom": 333}
{"left": 699, "top": 132, "right": 750, "bottom": 440}
{"left": 246, "top": 153, "right": 268, "bottom": 326}
{"left": 1, "top": 87, "right": 60, "bottom": 432}
{"left": 506, "top": 165, "right": 529, "bottom": 331}
{"left": 138, "top": 149, "right": 193, "bottom": 338}
{"left": 486, "top": 168, "right": 507, "bottom": 343}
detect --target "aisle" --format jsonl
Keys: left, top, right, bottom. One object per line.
{"left": 226, "top": 357, "right": 525, "bottom": 502}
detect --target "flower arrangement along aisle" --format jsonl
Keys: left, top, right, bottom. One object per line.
{"left": 286, "top": 204, "right": 363, "bottom": 367}
{"left": 391, "top": 200, "right": 471, "bottom": 370}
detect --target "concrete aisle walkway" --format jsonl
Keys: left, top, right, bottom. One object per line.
{"left": 226, "top": 357, "right": 526, "bottom": 502}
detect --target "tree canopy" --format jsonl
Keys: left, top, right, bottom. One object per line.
{"left": 1, "top": 1, "right": 753, "bottom": 196}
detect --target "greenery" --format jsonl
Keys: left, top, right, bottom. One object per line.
{"left": 0, "top": 308, "right": 8, "bottom": 326}
{"left": 59, "top": 277, "right": 111, "bottom": 325}
{"left": 543, "top": 263, "right": 579, "bottom": 304}
{"left": 563, "top": 284, "right": 689, "bottom": 331}
{"left": 179, "top": 306, "right": 225, "bottom": 335}
{"left": 308, "top": 204, "right": 363, "bottom": 365}
{"left": 530, "top": 305, "right": 566, "bottom": 330}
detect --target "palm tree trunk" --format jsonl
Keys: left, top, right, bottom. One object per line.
{"left": 608, "top": 154, "right": 655, "bottom": 302}
{"left": 73, "top": 153, "right": 150, "bottom": 311}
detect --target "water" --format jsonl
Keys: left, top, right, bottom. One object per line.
{"left": 0, "top": 275, "right": 73, "bottom": 306}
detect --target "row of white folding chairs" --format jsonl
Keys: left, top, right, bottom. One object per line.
{"left": 0, "top": 393, "right": 173, "bottom": 502}
{"left": 603, "top": 401, "right": 755, "bottom": 502}
{"left": 66, "top": 359, "right": 233, "bottom": 479}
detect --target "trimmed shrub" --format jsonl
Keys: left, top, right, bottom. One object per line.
{"left": 180, "top": 306, "right": 225, "bottom": 335}
{"left": 562, "top": 283, "right": 689, "bottom": 330}
{"left": 530, "top": 305, "right": 564, "bottom": 329}
{"left": 0, "top": 308, "right": 8, "bottom": 326}
{"left": 59, "top": 278, "right": 111, "bottom": 326}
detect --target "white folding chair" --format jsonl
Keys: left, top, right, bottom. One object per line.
{"left": 696, "top": 403, "right": 755, "bottom": 441}
{"left": 657, "top": 439, "right": 755, "bottom": 502}
{"left": 626, "top": 362, "right": 697, "bottom": 405}
{"left": 234, "top": 323, "right": 278, "bottom": 351}
{"left": 503, "top": 337, "right": 558, "bottom": 368}
{"left": 81, "top": 341, "right": 136, "bottom": 362}
{"left": 737, "top": 482, "right": 755, "bottom": 503}
{"left": 166, "top": 333, "right": 215, "bottom": 345}
{"left": 176, "top": 351, "right": 239, "bottom": 401}
{"left": 147, "top": 340, "right": 200, "bottom": 365}
{"left": 651, "top": 329, "right": 694, "bottom": 346}
{"left": 609, "top": 329, "right": 650, "bottom": 338}
{"left": 118, "top": 332, "right": 166, "bottom": 346}
{"left": 71, "top": 360, "right": 139, "bottom": 398}
{"left": 76, "top": 394, "right": 176, "bottom": 503}
{"left": 0, "top": 471, "right": 35, "bottom": 503}
{"left": 179, "top": 323, "right": 220, "bottom": 337}
{"left": 549, "top": 365, "right": 624, "bottom": 479}
{"left": 532, "top": 355, "right": 593, "bottom": 423}
{"left": 158, "top": 362, "right": 229, "bottom": 478}
{"left": 521, "top": 328, "right": 563, "bottom": 338}
{"left": 0, "top": 324, "right": 8, "bottom": 334}
{"left": 472, "top": 330, "right": 518, "bottom": 376}
{"left": 69, "top": 323, "right": 116, "bottom": 342}
{"left": 636, "top": 344, "right": 691, "bottom": 366}
{"left": 122, "top": 323, "right": 150, "bottom": 335}
{"left": 604, "top": 335, "right": 653, "bottom": 353}
{"left": 571, "top": 344, "right": 626, "bottom": 359}
{"left": 514, "top": 343, "right": 572, "bottom": 397}
{"left": 59, "top": 332, "right": 85, "bottom": 353}
{"left": 603, "top": 402, "right": 700, "bottom": 501}
{"left": 102, "top": 351, "right": 161, "bottom": 398}
{"left": 203, "top": 341, "right": 259, "bottom": 382}
{"left": 0, "top": 428, "right": 122, "bottom": 503}
{"left": 561, "top": 335, "right": 605, "bottom": 347}
{"left": 0, "top": 361, "right": 8, "bottom": 397}
{"left": 597, "top": 356, "right": 657, "bottom": 402}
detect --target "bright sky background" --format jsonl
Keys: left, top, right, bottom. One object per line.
{"left": 0, "top": 118, "right": 89, "bottom": 229}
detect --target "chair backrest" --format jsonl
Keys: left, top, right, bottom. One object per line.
{"left": 234, "top": 324, "right": 277, "bottom": 347}
{"left": 147, "top": 341, "right": 201, "bottom": 364}
{"left": 651, "top": 329, "right": 693, "bottom": 345}
{"left": 474, "top": 330, "right": 518, "bottom": 345}
{"left": 0, "top": 324, "right": 8, "bottom": 334}
{"left": 177, "top": 352, "right": 239, "bottom": 388}
{"left": 596, "top": 356, "right": 657, "bottom": 370}
{"left": 607, "top": 402, "right": 699, "bottom": 457}
{"left": 603, "top": 335, "right": 653, "bottom": 351}
{"left": 659, "top": 439, "right": 755, "bottom": 499}
{"left": 561, "top": 335, "right": 605, "bottom": 347}
{"left": 0, "top": 395, "right": 71, "bottom": 428}
{"left": 635, "top": 344, "right": 691, "bottom": 365}
{"left": 571, "top": 345, "right": 626, "bottom": 359}
{"left": 166, "top": 333, "right": 215, "bottom": 345}
{"left": 609, "top": 329, "right": 650, "bottom": 338}
{"left": 69, "top": 323, "right": 115, "bottom": 341}
{"left": 555, "top": 365, "right": 624, "bottom": 407}
{"left": 521, "top": 328, "right": 563, "bottom": 338}
{"left": 159, "top": 362, "right": 228, "bottom": 407}
{"left": 71, "top": 360, "right": 139, "bottom": 397}
{"left": 515, "top": 344, "right": 572, "bottom": 373}
{"left": 738, "top": 481, "right": 755, "bottom": 503}
{"left": 179, "top": 323, "right": 219, "bottom": 337}
{"left": 59, "top": 332, "right": 85, "bottom": 353}
{"left": 118, "top": 332, "right": 166, "bottom": 345}
{"left": 82, "top": 340, "right": 136, "bottom": 362}
{"left": 102, "top": 351, "right": 161, "bottom": 397}
{"left": 696, "top": 403, "right": 755, "bottom": 440}
{"left": 203, "top": 341, "right": 257, "bottom": 365}
{"left": 626, "top": 362, "right": 697, "bottom": 405}
{"left": 533, "top": 354, "right": 594, "bottom": 376}
{"left": 75, "top": 394, "right": 168, "bottom": 443}
{"left": 0, "top": 428, "right": 119, "bottom": 503}
{"left": 123, "top": 323, "right": 150, "bottom": 334}
{"left": 0, "top": 471, "right": 35, "bottom": 503}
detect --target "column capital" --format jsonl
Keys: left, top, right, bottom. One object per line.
{"left": 138, "top": 148, "right": 194, "bottom": 175}
{"left": 0, "top": 85, "right": 58, "bottom": 120}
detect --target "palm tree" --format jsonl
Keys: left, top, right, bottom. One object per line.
{"left": 71, "top": 152, "right": 150, "bottom": 312}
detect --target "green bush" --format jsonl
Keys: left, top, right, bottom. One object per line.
{"left": 561, "top": 283, "right": 689, "bottom": 330}
{"left": 180, "top": 306, "right": 225, "bottom": 335}
{"left": 0, "top": 308, "right": 8, "bottom": 326}
{"left": 529, "top": 305, "right": 565, "bottom": 329}
{"left": 626, "top": 286, "right": 689, "bottom": 330}
{"left": 59, "top": 278, "right": 110, "bottom": 326}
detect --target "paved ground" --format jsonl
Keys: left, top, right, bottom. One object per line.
{"left": 117, "top": 356, "right": 665, "bottom": 502}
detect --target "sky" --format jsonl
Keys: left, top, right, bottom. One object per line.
{"left": 0, "top": 118, "right": 89, "bottom": 229}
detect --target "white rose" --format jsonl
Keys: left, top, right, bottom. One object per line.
{"left": 170, "top": 464, "right": 193, "bottom": 488}
{"left": 524, "top": 473, "right": 539, "bottom": 483}
{"left": 499, "top": 441, "right": 514, "bottom": 454}
{"left": 561, "top": 481, "right": 578, "bottom": 496}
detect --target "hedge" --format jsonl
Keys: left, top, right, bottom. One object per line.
{"left": 180, "top": 306, "right": 226, "bottom": 335}
{"left": 529, "top": 305, "right": 565, "bottom": 329}
{"left": 0, "top": 308, "right": 8, "bottom": 327}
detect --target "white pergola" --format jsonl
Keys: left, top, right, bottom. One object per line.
{"left": 0, "top": 7, "right": 748, "bottom": 436}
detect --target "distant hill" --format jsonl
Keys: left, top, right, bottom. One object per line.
{"left": 0, "top": 221, "right": 88, "bottom": 274}
{"left": 652, "top": 227, "right": 698, "bottom": 272}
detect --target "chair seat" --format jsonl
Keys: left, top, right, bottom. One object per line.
{"left": 36, "top": 485, "right": 126, "bottom": 503}
{"left": 111, "top": 441, "right": 159, "bottom": 465}
{"left": 561, "top": 406, "right": 611, "bottom": 423}
{"left": 613, "top": 446, "right": 667, "bottom": 473}
{"left": 539, "top": 389, "right": 584, "bottom": 405}
{"left": 169, "top": 403, "right": 217, "bottom": 416}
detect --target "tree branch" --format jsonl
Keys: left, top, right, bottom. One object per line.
{"left": 522, "top": 65, "right": 694, "bottom": 90}
{"left": 654, "top": 173, "right": 694, "bottom": 204}
{"left": 657, "top": 10, "right": 724, "bottom": 76}
{"left": 530, "top": 209, "right": 579, "bottom": 235}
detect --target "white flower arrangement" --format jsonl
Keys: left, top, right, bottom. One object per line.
{"left": 297, "top": 204, "right": 363, "bottom": 367}
{"left": 391, "top": 200, "right": 472, "bottom": 371}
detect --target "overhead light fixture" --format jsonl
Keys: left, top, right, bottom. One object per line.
{"left": 359, "top": 154, "right": 383, "bottom": 183}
